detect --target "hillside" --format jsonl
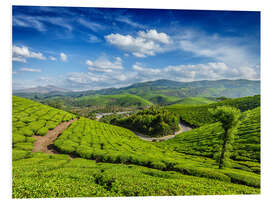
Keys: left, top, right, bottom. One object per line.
{"left": 170, "top": 97, "right": 216, "bottom": 105}
{"left": 69, "top": 94, "right": 153, "bottom": 107}
{"left": 166, "top": 95, "right": 260, "bottom": 127}
{"left": 14, "top": 79, "right": 260, "bottom": 101}
{"left": 12, "top": 96, "right": 260, "bottom": 197}
{"left": 158, "top": 107, "right": 261, "bottom": 173}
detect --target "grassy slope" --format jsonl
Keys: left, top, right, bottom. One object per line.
{"left": 12, "top": 96, "right": 260, "bottom": 197}
{"left": 13, "top": 154, "right": 259, "bottom": 198}
{"left": 166, "top": 95, "right": 260, "bottom": 127}
{"left": 72, "top": 94, "right": 153, "bottom": 107}
{"left": 12, "top": 96, "right": 76, "bottom": 152}
{"left": 139, "top": 93, "right": 180, "bottom": 105}
{"left": 171, "top": 97, "right": 216, "bottom": 105}
{"left": 158, "top": 107, "right": 261, "bottom": 173}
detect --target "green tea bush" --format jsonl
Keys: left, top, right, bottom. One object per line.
{"left": 173, "top": 165, "right": 231, "bottom": 182}
{"left": 12, "top": 150, "right": 32, "bottom": 161}
{"left": 37, "top": 127, "right": 49, "bottom": 136}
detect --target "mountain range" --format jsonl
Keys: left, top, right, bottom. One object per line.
{"left": 13, "top": 79, "right": 260, "bottom": 99}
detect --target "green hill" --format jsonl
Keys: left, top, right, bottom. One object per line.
{"left": 142, "top": 94, "right": 180, "bottom": 105}
{"left": 15, "top": 79, "right": 260, "bottom": 102}
{"left": 158, "top": 107, "right": 261, "bottom": 173}
{"left": 171, "top": 97, "right": 216, "bottom": 105}
{"left": 166, "top": 95, "right": 260, "bottom": 127}
{"left": 12, "top": 96, "right": 260, "bottom": 198}
{"left": 12, "top": 96, "right": 76, "bottom": 152}
{"left": 61, "top": 94, "right": 152, "bottom": 108}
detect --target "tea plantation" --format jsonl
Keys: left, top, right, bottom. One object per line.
{"left": 12, "top": 96, "right": 76, "bottom": 157}
{"left": 12, "top": 96, "right": 261, "bottom": 198}
{"left": 166, "top": 95, "right": 260, "bottom": 127}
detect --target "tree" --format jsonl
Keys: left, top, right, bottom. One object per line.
{"left": 210, "top": 106, "right": 241, "bottom": 169}
{"left": 88, "top": 112, "right": 96, "bottom": 120}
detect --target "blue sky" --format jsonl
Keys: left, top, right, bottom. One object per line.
{"left": 12, "top": 6, "right": 260, "bottom": 90}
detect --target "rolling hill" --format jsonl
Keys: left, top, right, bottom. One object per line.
{"left": 69, "top": 94, "right": 153, "bottom": 108}
{"left": 12, "top": 96, "right": 260, "bottom": 197}
{"left": 14, "top": 79, "right": 260, "bottom": 101}
{"left": 166, "top": 95, "right": 260, "bottom": 127}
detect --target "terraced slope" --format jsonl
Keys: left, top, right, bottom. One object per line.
{"left": 12, "top": 96, "right": 261, "bottom": 198}
{"left": 158, "top": 107, "right": 261, "bottom": 173}
{"left": 13, "top": 154, "right": 259, "bottom": 198}
{"left": 166, "top": 95, "right": 260, "bottom": 127}
{"left": 12, "top": 96, "right": 77, "bottom": 156}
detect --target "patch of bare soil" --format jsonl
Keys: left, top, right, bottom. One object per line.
{"left": 32, "top": 118, "right": 77, "bottom": 154}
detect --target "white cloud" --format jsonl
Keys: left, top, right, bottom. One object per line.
{"left": 86, "top": 56, "right": 123, "bottom": 72}
{"left": 13, "top": 16, "right": 46, "bottom": 32}
{"left": 116, "top": 16, "right": 145, "bottom": 29}
{"left": 105, "top": 29, "right": 171, "bottom": 57}
{"left": 13, "top": 15, "right": 72, "bottom": 32}
{"left": 78, "top": 18, "right": 104, "bottom": 32}
{"left": 20, "top": 67, "right": 41, "bottom": 73}
{"left": 60, "top": 53, "right": 67, "bottom": 62}
{"left": 88, "top": 34, "right": 101, "bottom": 43}
{"left": 132, "top": 62, "right": 259, "bottom": 82}
{"left": 133, "top": 63, "right": 162, "bottom": 75}
{"left": 176, "top": 31, "right": 259, "bottom": 68}
{"left": 12, "top": 45, "right": 46, "bottom": 63}
{"left": 138, "top": 29, "right": 171, "bottom": 44}
{"left": 49, "top": 56, "right": 57, "bottom": 61}
{"left": 12, "top": 56, "right": 26, "bottom": 63}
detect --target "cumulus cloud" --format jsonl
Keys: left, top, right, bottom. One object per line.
{"left": 132, "top": 62, "right": 259, "bottom": 82}
{"left": 138, "top": 29, "right": 171, "bottom": 44}
{"left": 105, "top": 29, "right": 171, "bottom": 57}
{"left": 12, "top": 45, "right": 46, "bottom": 63}
{"left": 20, "top": 67, "right": 41, "bottom": 73}
{"left": 60, "top": 53, "right": 67, "bottom": 62}
{"left": 86, "top": 56, "right": 123, "bottom": 72}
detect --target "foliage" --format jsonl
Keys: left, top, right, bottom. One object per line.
{"left": 110, "top": 106, "right": 179, "bottom": 137}
{"left": 158, "top": 107, "right": 260, "bottom": 173}
{"left": 12, "top": 95, "right": 261, "bottom": 198}
{"left": 166, "top": 95, "right": 260, "bottom": 127}
{"left": 12, "top": 96, "right": 76, "bottom": 152}
{"left": 210, "top": 106, "right": 241, "bottom": 168}
{"left": 13, "top": 154, "right": 260, "bottom": 198}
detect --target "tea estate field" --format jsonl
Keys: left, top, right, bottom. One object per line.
{"left": 12, "top": 96, "right": 260, "bottom": 198}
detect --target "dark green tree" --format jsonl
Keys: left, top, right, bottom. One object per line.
{"left": 210, "top": 106, "right": 241, "bottom": 169}
{"left": 88, "top": 112, "right": 96, "bottom": 120}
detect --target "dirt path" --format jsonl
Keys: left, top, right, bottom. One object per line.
{"left": 32, "top": 118, "right": 77, "bottom": 154}
{"left": 134, "top": 122, "right": 192, "bottom": 142}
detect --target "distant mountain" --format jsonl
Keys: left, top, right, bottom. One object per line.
{"left": 13, "top": 79, "right": 260, "bottom": 100}
{"left": 13, "top": 85, "right": 69, "bottom": 94}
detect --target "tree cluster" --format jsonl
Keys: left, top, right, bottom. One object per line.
{"left": 111, "top": 107, "right": 179, "bottom": 137}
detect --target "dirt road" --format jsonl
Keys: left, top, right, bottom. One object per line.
{"left": 32, "top": 118, "right": 77, "bottom": 154}
{"left": 134, "top": 122, "right": 192, "bottom": 142}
